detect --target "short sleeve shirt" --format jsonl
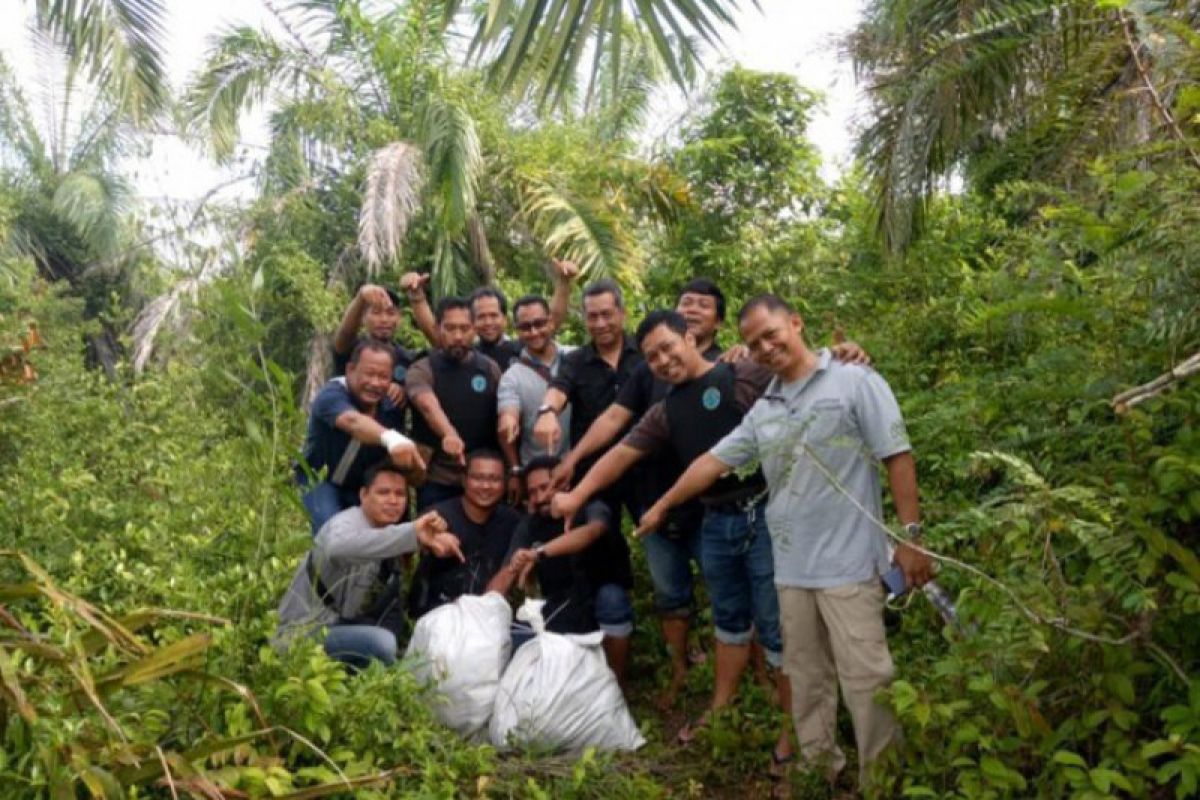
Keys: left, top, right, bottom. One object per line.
{"left": 496, "top": 345, "right": 575, "bottom": 465}
{"left": 503, "top": 502, "right": 612, "bottom": 634}
{"left": 710, "top": 350, "right": 911, "bottom": 588}
{"left": 408, "top": 499, "right": 523, "bottom": 618}
{"left": 332, "top": 338, "right": 417, "bottom": 384}
{"left": 300, "top": 378, "right": 405, "bottom": 498}
{"left": 549, "top": 334, "right": 643, "bottom": 469}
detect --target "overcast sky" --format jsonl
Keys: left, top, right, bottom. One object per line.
{"left": 0, "top": 0, "right": 867, "bottom": 203}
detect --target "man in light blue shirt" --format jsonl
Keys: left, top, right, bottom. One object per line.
{"left": 638, "top": 294, "right": 933, "bottom": 790}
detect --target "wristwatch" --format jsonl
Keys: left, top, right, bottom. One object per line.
{"left": 903, "top": 522, "right": 923, "bottom": 539}
{"left": 536, "top": 403, "right": 557, "bottom": 417}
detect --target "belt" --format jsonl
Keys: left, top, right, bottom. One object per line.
{"left": 700, "top": 484, "right": 767, "bottom": 513}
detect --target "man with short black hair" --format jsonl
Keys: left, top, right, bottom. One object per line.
{"left": 331, "top": 284, "right": 419, "bottom": 401}
{"left": 487, "top": 455, "right": 633, "bottom": 681}
{"left": 406, "top": 298, "right": 503, "bottom": 510}
{"left": 276, "top": 463, "right": 463, "bottom": 668}
{"left": 298, "top": 340, "right": 425, "bottom": 534}
{"left": 496, "top": 294, "right": 575, "bottom": 502}
{"left": 408, "top": 450, "right": 524, "bottom": 619}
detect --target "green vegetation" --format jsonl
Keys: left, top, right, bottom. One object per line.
{"left": 2, "top": 0, "right": 1198, "bottom": 797}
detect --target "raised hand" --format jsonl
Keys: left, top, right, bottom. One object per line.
{"left": 551, "top": 258, "right": 580, "bottom": 284}
{"left": 399, "top": 272, "right": 431, "bottom": 297}
{"left": 359, "top": 283, "right": 393, "bottom": 309}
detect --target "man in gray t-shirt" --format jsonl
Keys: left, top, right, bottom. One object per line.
{"left": 638, "top": 294, "right": 933, "bottom": 789}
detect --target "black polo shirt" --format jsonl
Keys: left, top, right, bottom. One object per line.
{"left": 614, "top": 341, "right": 724, "bottom": 417}
{"left": 476, "top": 337, "right": 522, "bottom": 371}
{"left": 550, "top": 333, "right": 643, "bottom": 455}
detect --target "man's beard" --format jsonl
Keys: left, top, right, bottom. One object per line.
{"left": 444, "top": 344, "right": 469, "bottom": 361}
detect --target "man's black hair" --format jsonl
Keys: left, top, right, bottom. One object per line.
{"left": 362, "top": 460, "right": 409, "bottom": 489}
{"left": 469, "top": 287, "right": 508, "bottom": 315}
{"left": 522, "top": 454, "right": 561, "bottom": 489}
{"left": 349, "top": 338, "right": 397, "bottom": 366}
{"left": 582, "top": 278, "right": 624, "bottom": 310}
{"left": 636, "top": 309, "right": 689, "bottom": 348}
{"left": 677, "top": 277, "right": 727, "bottom": 321}
{"left": 465, "top": 449, "right": 506, "bottom": 471}
{"left": 512, "top": 294, "right": 550, "bottom": 321}
{"left": 435, "top": 296, "right": 473, "bottom": 323}
{"left": 737, "top": 293, "right": 796, "bottom": 324}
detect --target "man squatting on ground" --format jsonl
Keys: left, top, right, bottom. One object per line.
{"left": 637, "top": 294, "right": 935, "bottom": 788}
{"left": 297, "top": 340, "right": 425, "bottom": 534}
{"left": 275, "top": 463, "right": 464, "bottom": 667}
{"left": 486, "top": 455, "right": 629, "bottom": 655}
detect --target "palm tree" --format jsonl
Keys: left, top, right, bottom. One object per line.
{"left": 29, "top": 0, "right": 169, "bottom": 122}
{"left": 0, "top": 37, "right": 149, "bottom": 374}
{"left": 848, "top": 0, "right": 1199, "bottom": 253}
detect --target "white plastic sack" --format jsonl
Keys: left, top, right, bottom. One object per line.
{"left": 405, "top": 592, "right": 513, "bottom": 739}
{"left": 489, "top": 599, "right": 645, "bottom": 753}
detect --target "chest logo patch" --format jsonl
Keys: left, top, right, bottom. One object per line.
{"left": 701, "top": 386, "right": 721, "bottom": 411}
{"left": 471, "top": 374, "right": 488, "bottom": 393}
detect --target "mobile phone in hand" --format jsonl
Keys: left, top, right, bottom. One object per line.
{"left": 881, "top": 564, "right": 908, "bottom": 599}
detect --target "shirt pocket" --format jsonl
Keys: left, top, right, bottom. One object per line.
{"left": 792, "top": 399, "right": 850, "bottom": 455}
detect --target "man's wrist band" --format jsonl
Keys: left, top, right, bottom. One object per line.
{"left": 380, "top": 429, "right": 412, "bottom": 452}
{"left": 536, "top": 404, "right": 557, "bottom": 417}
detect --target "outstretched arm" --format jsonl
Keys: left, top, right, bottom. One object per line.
{"left": 551, "top": 444, "right": 645, "bottom": 524}
{"left": 553, "top": 404, "right": 634, "bottom": 488}
{"left": 636, "top": 453, "right": 731, "bottom": 536}
{"left": 333, "top": 410, "right": 424, "bottom": 472}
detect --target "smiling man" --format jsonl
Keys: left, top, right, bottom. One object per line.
{"left": 297, "top": 340, "right": 425, "bottom": 535}
{"left": 551, "top": 309, "right": 792, "bottom": 760}
{"left": 637, "top": 294, "right": 934, "bottom": 789}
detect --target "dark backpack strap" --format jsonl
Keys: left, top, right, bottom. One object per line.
{"left": 518, "top": 353, "right": 554, "bottom": 383}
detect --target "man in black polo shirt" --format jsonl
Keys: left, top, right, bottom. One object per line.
{"left": 406, "top": 298, "right": 502, "bottom": 510}
{"left": 298, "top": 340, "right": 425, "bottom": 534}
{"left": 487, "top": 455, "right": 634, "bottom": 682}
{"left": 409, "top": 451, "right": 523, "bottom": 619}
{"left": 331, "top": 284, "right": 419, "bottom": 394}
{"left": 551, "top": 310, "right": 792, "bottom": 762}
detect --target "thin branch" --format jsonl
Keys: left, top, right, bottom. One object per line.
{"left": 1112, "top": 350, "right": 1200, "bottom": 412}
{"left": 1118, "top": 10, "right": 1200, "bottom": 172}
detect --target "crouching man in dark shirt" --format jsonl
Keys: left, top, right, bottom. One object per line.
{"left": 275, "top": 463, "right": 464, "bottom": 669}
{"left": 487, "top": 455, "right": 634, "bottom": 684}
{"left": 407, "top": 450, "right": 523, "bottom": 618}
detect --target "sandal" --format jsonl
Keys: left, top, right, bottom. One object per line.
{"left": 768, "top": 747, "right": 795, "bottom": 780}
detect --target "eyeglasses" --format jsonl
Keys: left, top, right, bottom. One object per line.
{"left": 515, "top": 318, "right": 550, "bottom": 332}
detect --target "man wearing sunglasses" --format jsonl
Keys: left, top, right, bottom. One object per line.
{"left": 495, "top": 295, "right": 576, "bottom": 504}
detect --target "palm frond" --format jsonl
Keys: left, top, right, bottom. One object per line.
{"left": 183, "top": 26, "right": 329, "bottom": 161}
{"left": 520, "top": 174, "right": 641, "bottom": 288}
{"left": 50, "top": 170, "right": 130, "bottom": 257}
{"left": 129, "top": 277, "right": 198, "bottom": 373}
{"left": 358, "top": 141, "right": 426, "bottom": 276}
{"left": 33, "top": 0, "right": 168, "bottom": 123}
{"left": 442, "top": 0, "right": 746, "bottom": 110}
{"left": 421, "top": 95, "right": 482, "bottom": 234}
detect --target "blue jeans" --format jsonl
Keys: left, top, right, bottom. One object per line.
{"left": 416, "top": 481, "right": 463, "bottom": 512}
{"left": 323, "top": 624, "right": 397, "bottom": 669}
{"left": 594, "top": 583, "right": 634, "bottom": 638}
{"left": 700, "top": 501, "right": 782, "bottom": 665}
{"left": 300, "top": 479, "right": 348, "bottom": 537}
{"left": 642, "top": 529, "right": 703, "bottom": 615}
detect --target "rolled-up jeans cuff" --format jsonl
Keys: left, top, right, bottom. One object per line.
{"left": 658, "top": 605, "right": 691, "bottom": 620}
{"left": 714, "top": 626, "right": 754, "bottom": 646}
{"left": 764, "top": 647, "right": 783, "bottom": 668}
{"left": 600, "top": 621, "right": 633, "bottom": 638}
